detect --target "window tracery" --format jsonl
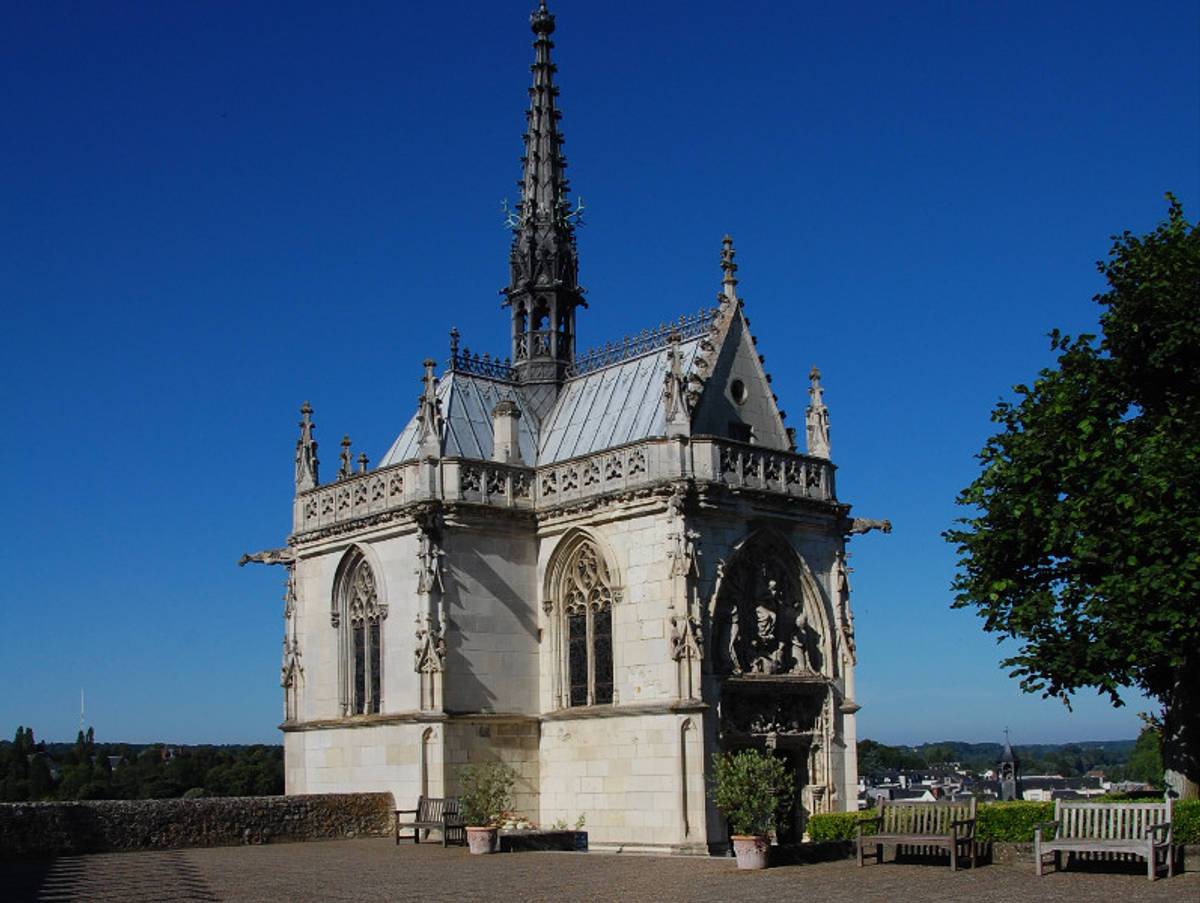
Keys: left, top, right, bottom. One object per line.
{"left": 554, "top": 538, "right": 615, "bottom": 707}
{"left": 336, "top": 551, "right": 386, "bottom": 716}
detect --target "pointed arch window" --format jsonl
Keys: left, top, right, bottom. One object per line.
{"left": 335, "top": 551, "right": 386, "bottom": 716}
{"left": 556, "top": 538, "right": 615, "bottom": 707}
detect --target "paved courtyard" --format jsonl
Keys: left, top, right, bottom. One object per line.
{"left": 4, "top": 838, "right": 1197, "bottom": 902}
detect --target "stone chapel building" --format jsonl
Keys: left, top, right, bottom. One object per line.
{"left": 244, "top": 1, "right": 888, "bottom": 853}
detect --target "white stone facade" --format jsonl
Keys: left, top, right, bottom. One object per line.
{"left": 244, "top": 2, "right": 880, "bottom": 854}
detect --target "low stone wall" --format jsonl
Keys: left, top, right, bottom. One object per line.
{"left": 0, "top": 793, "right": 394, "bottom": 860}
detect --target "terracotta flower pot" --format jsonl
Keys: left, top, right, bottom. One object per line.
{"left": 466, "top": 826, "right": 498, "bottom": 855}
{"left": 731, "top": 834, "right": 769, "bottom": 870}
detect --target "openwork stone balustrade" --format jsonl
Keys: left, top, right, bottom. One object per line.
{"left": 293, "top": 438, "right": 836, "bottom": 536}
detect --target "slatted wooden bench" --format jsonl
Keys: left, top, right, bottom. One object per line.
{"left": 856, "top": 798, "right": 977, "bottom": 871}
{"left": 394, "top": 796, "right": 465, "bottom": 847}
{"left": 1034, "top": 799, "right": 1174, "bottom": 881}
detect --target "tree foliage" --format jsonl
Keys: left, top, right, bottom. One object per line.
{"left": 946, "top": 196, "right": 1200, "bottom": 797}
{"left": 709, "top": 749, "right": 794, "bottom": 836}
{"left": 0, "top": 724, "right": 283, "bottom": 801}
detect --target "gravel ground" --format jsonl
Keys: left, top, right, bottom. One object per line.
{"left": 5, "top": 837, "right": 1197, "bottom": 902}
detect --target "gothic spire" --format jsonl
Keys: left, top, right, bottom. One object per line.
{"left": 294, "top": 401, "right": 319, "bottom": 492}
{"left": 505, "top": 1, "right": 585, "bottom": 400}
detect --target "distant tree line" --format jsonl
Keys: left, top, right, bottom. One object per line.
{"left": 858, "top": 725, "right": 1163, "bottom": 785}
{"left": 0, "top": 726, "right": 283, "bottom": 802}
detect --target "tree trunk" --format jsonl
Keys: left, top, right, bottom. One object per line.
{"left": 1162, "top": 654, "right": 1200, "bottom": 800}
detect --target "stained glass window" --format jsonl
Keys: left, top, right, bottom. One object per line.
{"left": 592, "top": 607, "right": 613, "bottom": 705}
{"left": 568, "top": 610, "right": 588, "bottom": 707}
{"left": 353, "top": 624, "right": 366, "bottom": 715}
{"left": 558, "top": 538, "right": 615, "bottom": 708}
{"left": 342, "top": 554, "right": 384, "bottom": 716}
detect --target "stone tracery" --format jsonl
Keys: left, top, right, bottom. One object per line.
{"left": 551, "top": 536, "right": 616, "bottom": 708}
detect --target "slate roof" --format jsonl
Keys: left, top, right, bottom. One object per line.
{"left": 379, "top": 332, "right": 706, "bottom": 468}
{"left": 538, "top": 336, "right": 703, "bottom": 464}
{"left": 378, "top": 371, "right": 538, "bottom": 466}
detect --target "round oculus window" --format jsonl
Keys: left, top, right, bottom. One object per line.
{"left": 730, "top": 379, "right": 747, "bottom": 405}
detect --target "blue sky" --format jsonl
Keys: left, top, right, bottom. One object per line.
{"left": 1, "top": 1, "right": 1196, "bottom": 746}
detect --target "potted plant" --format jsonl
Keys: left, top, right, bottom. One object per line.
{"left": 709, "top": 749, "right": 794, "bottom": 869}
{"left": 458, "top": 762, "right": 517, "bottom": 854}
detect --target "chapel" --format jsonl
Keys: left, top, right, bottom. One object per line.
{"left": 243, "top": 1, "right": 886, "bottom": 852}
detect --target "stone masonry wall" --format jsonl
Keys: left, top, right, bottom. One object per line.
{"left": 0, "top": 793, "right": 394, "bottom": 860}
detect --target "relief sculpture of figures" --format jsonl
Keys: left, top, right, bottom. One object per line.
{"left": 666, "top": 485, "right": 701, "bottom": 579}
{"left": 715, "top": 539, "right": 820, "bottom": 677}
{"left": 414, "top": 508, "right": 447, "bottom": 596}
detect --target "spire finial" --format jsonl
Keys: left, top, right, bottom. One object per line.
{"left": 337, "top": 435, "right": 352, "bottom": 480}
{"left": 720, "top": 235, "right": 739, "bottom": 302}
{"left": 806, "top": 367, "right": 831, "bottom": 459}
{"left": 294, "top": 401, "right": 319, "bottom": 492}
{"left": 531, "top": 0, "right": 554, "bottom": 35}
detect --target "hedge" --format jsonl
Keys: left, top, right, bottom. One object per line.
{"left": 1177, "top": 800, "right": 1199, "bottom": 845}
{"left": 807, "top": 800, "right": 1199, "bottom": 845}
{"left": 975, "top": 801, "right": 1054, "bottom": 841}
{"left": 806, "top": 812, "right": 862, "bottom": 842}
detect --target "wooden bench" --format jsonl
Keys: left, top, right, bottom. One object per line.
{"left": 857, "top": 798, "right": 977, "bottom": 871}
{"left": 394, "top": 796, "right": 465, "bottom": 847}
{"left": 1034, "top": 799, "right": 1174, "bottom": 881}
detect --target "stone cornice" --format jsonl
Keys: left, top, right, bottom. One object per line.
{"left": 282, "top": 700, "right": 708, "bottom": 732}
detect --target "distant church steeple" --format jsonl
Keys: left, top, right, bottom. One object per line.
{"left": 998, "top": 729, "right": 1022, "bottom": 801}
{"left": 503, "top": 1, "right": 586, "bottom": 417}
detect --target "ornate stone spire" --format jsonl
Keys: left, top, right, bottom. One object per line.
{"left": 504, "top": 1, "right": 586, "bottom": 406}
{"left": 806, "top": 367, "right": 831, "bottom": 459}
{"left": 416, "top": 359, "right": 443, "bottom": 459}
{"left": 294, "top": 401, "right": 319, "bottom": 492}
{"left": 720, "top": 235, "right": 739, "bottom": 303}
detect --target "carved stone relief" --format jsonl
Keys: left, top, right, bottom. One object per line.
{"left": 712, "top": 539, "right": 820, "bottom": 676}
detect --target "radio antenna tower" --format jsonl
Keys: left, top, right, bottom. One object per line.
{"left": 80, "top": 688, "right": 85, "bottom": 735}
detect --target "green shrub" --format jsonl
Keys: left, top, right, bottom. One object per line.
{"left": 182, "top": 787, "right": 207, "bottom": 799}
{"left": 1175, "top": 800, "right": 1200, "bottom": 845}
{"left": 806, "top": 812, "right": 866, "bottom": 842}
{"left": 976, "top": 801, "right": 1055, "bottom": 842}
{"left": 457, "top": 762, "right": 516, "bottom": 827}
{"left": 709, "top": 750, "right": 794, "bottom": 836}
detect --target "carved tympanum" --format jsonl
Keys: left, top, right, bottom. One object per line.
{"left": 713, "top": 538, "right": 819, "bottom": 676}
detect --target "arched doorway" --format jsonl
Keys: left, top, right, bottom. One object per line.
{"left": 710, "top": 530, "right": 834, "bottom": 839}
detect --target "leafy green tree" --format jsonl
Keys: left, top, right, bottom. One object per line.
{"left": 946, "top": 196, "right": 1200, "bottom": 799}
{"left": 1120, "top": 724, "right": 1165, "bottom": 787}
